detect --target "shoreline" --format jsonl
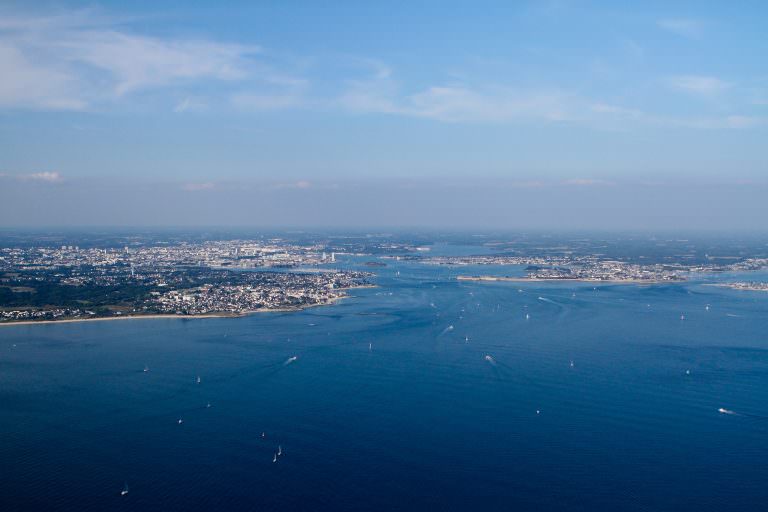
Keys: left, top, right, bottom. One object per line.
{"left": 703, "top": 283, "right": 768, "bottom": 292}
{"left": 456, "top": 275, "right": 685, "bottom": 284}
{"left": 0, "top": 285, "right": 376, "bottom": 327}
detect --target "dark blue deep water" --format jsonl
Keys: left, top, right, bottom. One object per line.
{"left": 2, "top": 258, "right": 768, "bottom": 511}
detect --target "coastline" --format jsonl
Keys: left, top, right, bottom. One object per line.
{"left": 703, "top": 283, "right": 768, "bottom": 292}
{"left": 456, "top": 275, "right": 685, "bottom": 284}
{"left": 0, "top": 285, "right": 376, "bottom": 327}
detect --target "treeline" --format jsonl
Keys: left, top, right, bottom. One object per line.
{"left": 0, "top": 283, "right": 153, "bottom": 309}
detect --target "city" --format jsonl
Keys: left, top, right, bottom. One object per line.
{"left": 0, "top": 240, "right": 371, "bottom": 323}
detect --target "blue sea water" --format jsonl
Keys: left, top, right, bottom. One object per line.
{"left": 2, "top": 255, "right": 768, "bottom": 511}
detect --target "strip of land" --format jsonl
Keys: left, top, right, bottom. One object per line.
{"left": 0, "top": 289, "right": 375, "bottom": 326}
{"left": 456, "top": 275, "right": 678, "bottom": 284}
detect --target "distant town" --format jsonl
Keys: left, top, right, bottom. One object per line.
{"left": 0, "top": 240, "right": 371, "bottom": 323}
{"left": 422, "top": 254, "right": 768, "bottom": 283}
{"left": 3, "top": 234, "right": 768, "bottom": 323}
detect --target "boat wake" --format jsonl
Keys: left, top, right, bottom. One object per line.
{"left": 439, "top": 325, "right": 455, "bottom": 336}
{"left": 717, "top": 407, "right": 768, "bottom": 420}
{"left": 284, "top": 356, "right": 298, "bottom": 366}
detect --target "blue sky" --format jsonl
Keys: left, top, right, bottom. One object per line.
{"left": 1, "top": 1, "right": 767, "bottom": 228}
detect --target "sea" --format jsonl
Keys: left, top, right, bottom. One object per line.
{"left": 2, "top": 242, "right": 768, "bottom": 511}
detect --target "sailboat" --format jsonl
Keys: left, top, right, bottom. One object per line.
{"left": 120, "top": 483, "right": 129, "bottom": 496}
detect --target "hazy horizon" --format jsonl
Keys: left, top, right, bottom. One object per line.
{"left": 2, "top": 1, "right": 767, "bottom": 230}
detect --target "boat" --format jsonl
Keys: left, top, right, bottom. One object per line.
{"left": 120, "top": 483, "right": 129, "bottom": 496}
{"left": 143, "top": 365, "right": 149, "bottom": 373}
{"left": 272, "top": 453, "right": 278, "bottom": 463}
{"left": 278, "top": 445, "right": 282, "bottom": 456}
{"left": 196, "top": 376, "right": 201, "bottom": 384}
{"left": 178, "top": 418, "right": 183, "bottom": 425}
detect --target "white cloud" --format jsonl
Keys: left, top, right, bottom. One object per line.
{"left": 667, "top": 75, "right": 731, "bottom": 96}
{"left": 25, "top": 171, "right": 63, "bottom": 182}
{"left": 271, "top": 180, "right": 313, "bottom": 190}
{"left": 231, "top": 93, "right": 303, "bottom": 111}
{"left": 339, "top": 69, "right": 577, "bottom": 124}
{"left": 60, "top": 31, "right": 258, "bottom": 96}
{"left": 174, "top": 96, "right": 207, "bottom": 113}
{"left": 182, "top": 182, "right": 215, "bottom": 191}
{"left": 563, "top": 179, "right": 613, "bottom": 186}
{"left": 0, "top": 44, "right": 86, "bottom": 109}
{"left": 0, "top": 10, "right": 260, "bottom": 109}
{"left": 1, "top": 171, "right": 64, "bottom": 182}
{"left": 657, "top": 18, "right": 703, "bottom": 38}
{"left": 406, "top": 86, "right": 573, "bottom": 123}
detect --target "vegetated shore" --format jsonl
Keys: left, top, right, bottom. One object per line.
{"left": 456, "top": 275, "right": 684, "bottom": 284}
{"left": 0, "top": 286, "right": 376, "bottom": 327}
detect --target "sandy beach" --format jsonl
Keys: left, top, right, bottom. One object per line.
{"left": 0, "top": 288, "right": 378, "bottom": 327}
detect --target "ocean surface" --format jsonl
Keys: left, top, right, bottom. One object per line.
{"left": 3, "top": 248, "right": 768, "bottom": 511}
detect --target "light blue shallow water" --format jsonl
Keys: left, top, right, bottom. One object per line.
{"left": 2, "top": 259, "right": 768, "bottom": 511}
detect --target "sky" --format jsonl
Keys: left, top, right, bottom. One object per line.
{"left": 1, "top": 1, "right": 767, "bottom": 229}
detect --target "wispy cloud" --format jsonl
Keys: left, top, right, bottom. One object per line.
{"left": 0, "top": 6, "right": 763, "bottom": 135}
{"left": 667, "top": 75, "right": 731, "bottom": 96}
{"left": 1, "top": 171, "right": 63, "bottom": 182}
{"left": 338, "top": 66, "right": 578, "bottom": 123}
{"left": 230, "top": 93, "right": 304, "bottom": 111}
{"left": 657, "top": 18, "right": 704, "bottom": 38}
{"left": 174, "top": 96, "right": 207, "bottom": 113}
{"left": 591, "top": 102, "right": 765, "bottom": 130}
{"left": 182, "top": 182, "right": 215, "bottom": 191}
{"left": 0, "top": 9, "right": 260, "bottom": 109}
{"left": 562, "top": 178, "right": 614, "bottom": 186}
{"left": 271, "top": 180, "right": 314, "bottom": 190}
